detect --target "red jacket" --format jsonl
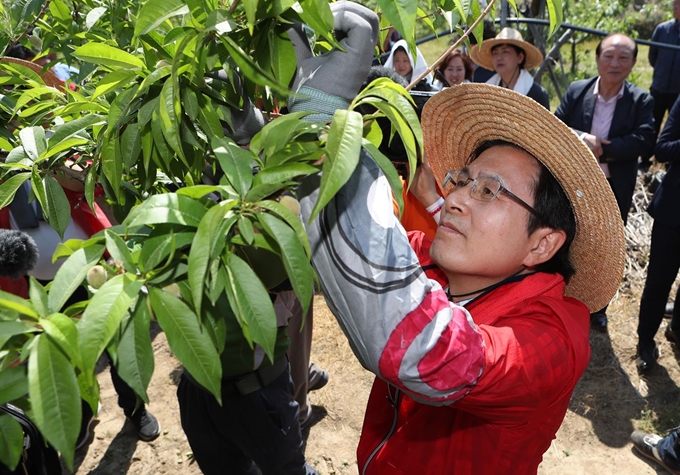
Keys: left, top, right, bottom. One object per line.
{"left": 357, "top": 234, "right": 591, "bottom": 475}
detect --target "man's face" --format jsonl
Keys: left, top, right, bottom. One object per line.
{"left": 393, "top": 50, "right": 412, "bottom": 78}
{"left": 596, "top": 35, "right": 636, "bottom": 88}
{"left": 491, "top": 44, "right": 524, "bottom": 76}
{"left": 430, "top": 146, "right": 543, "bottom": 291}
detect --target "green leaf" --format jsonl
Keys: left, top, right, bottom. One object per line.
{"left": 158, "top": 77, "right": 184, "bottom": 161}
{"left": 78, "top": 274, "right": 143, "bottom": 376}
{"left": 27, "top": 279, "right": 50, "bottom": 317}
{"left": 124, "top": 194, "right": 208, "bottom": 228}
{"left": 376, "top": 0, "right": 416, "bottom": 44}
{"left": 257, "top": 213, "right": 314, "bottom": 314}
{"left": 224, "top": 253, "right": 277, "bottom": 362}
{"left": 211, "top": 137, "right": 254, "bottom": 198}
{"left": 40, "top": 313, "right": 82, "bottom": 370}
{"left": 296, "top": 0, "right": 335, "bottom": 43}
{"left": 92, "top": 69, "right": 137, "bottom": 99}
{"left": 252, "top": 163, "right": 318, "bottom": 187}
{"left": 47, "top": 114, "right": 103, "bottom": 147}
{"left": 0, "top": 291, "right": 39, "bottom": 319}
{"left": 115, "top": 299, "right": 154, "bottom": 403}
{"left": 252, "top": 111, "right": 318, "bottom": 162}
{"left": 0, "top": 173, "right": 30, "bottom": 209}
{"left": 28, "top": 334, "right": 81, "bottom": 469}
{"left": 268, "top": 28, "right": 296, "bottom": 87}
{"left": 139, "top": 232, "right": 175, "bottom": 273}
{"left": 308, "top": 109, "right": 363, "bottom": 222}
{"left": 19, "top": 126, "right": 47, "bottom": 162}
{"left": 218, "top": 36, "right": 289, "bottom": 96}
{"left": 49, "top": 0, "right": 71, "bottom": 25}
{"left": 0, "top": 321, "right": 36, "bottom": 338}
{"left": 545, "top": 0, "right": 563, "bottom": 37}
{"left": 101, "top": 135, "right": 122, "bottom": 201}
{"left": 0, "top": 413, "right": 23, "bottom": 471}
{"left": 237, "top": 215, "right": 255, "bottom": 245}
{"left": 362, "top": 139, "right": 405, "bottom": 216}
{"left": 188, "top": 201, "right": 238, "bottom": 316}
{"left": 43, "top": 176, "right": 71, "bottom": 240}
{"left": 48, "top": 244, "right": 106, "bottom": 314}
{"left": 105, "top": 230, "right": 136, "bottom": 273}
{"left": 256, "top": 199, "right": 311, "bottom": 257}
{"left": 148, "top": 289, "right": 222, "bottom": 403}
{"left": 85, "top": 6, "right": 108, "bottom": 30}
{"left": 135, "top": 0, "right": 191, "bottom": 36}
{"left": 0, "top": 366, "right": 27, "bottom": 405}
{"left": 73, "top": 43, "right": 145, "bottom": 70}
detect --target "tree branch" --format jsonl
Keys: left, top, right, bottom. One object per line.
{"left": 407, "top": 0, "right": 497, "bottom": 90}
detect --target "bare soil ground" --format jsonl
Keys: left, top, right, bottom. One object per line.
{"left": 68, "top": 172, "right": 680, "bottom": 475}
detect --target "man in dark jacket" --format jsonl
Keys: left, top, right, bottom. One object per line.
{"left": 554, "top": 33, "right": 655, "bottom": 331}
{"left": 649, "top": 0, "right": 680, "bottom": 139}
{"left": 634, "top": 95, "right": 680, "bottom": 373}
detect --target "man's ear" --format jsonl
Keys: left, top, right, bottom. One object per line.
{"left": 522, "top": 227, "right": 567, "bottom": 268}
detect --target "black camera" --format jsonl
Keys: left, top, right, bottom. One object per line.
{"left": 409, "top": 90, "right": 437, "bottom": 118}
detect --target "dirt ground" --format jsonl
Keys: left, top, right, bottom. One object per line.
{"left": 65, "top": 288, "right": 680, "bottom": 475}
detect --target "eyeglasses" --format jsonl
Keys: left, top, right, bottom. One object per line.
{"left": 442, "top": 168, "right": 541, "bottom": 218}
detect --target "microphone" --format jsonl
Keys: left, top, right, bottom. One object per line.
{"left": 0, "top": 229, "right": 39, "bottom": 278}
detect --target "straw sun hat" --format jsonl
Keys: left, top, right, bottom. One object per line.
{"left": 469, "top": 27, "right": 544, "bottom": 71}
{"left": 421, "top": 83, "right": 625, "bottom": 312}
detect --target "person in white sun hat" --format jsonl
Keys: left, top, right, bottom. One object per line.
{"left": 470, "top": 27, "right": 550, "bottom": 108}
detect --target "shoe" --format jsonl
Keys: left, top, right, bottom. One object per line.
{"left": 666, "top": 324, "right": 680, "bottom": 346}
{"left": 665, "top": 302, "right": 675, "bottom": 319}
{"left": 129, "top": 407, "right": 161, "bottom": 442}
{"left": 636, "top": 343, "right": 659, "bottom": 374}
{"left": 590, "top": 311, "right": 608, "bottom": 332}
{"left": 308, "top": 363, "right": 329, "bottom": 392}
{"left": 631, "top": 430, "right": 680, "bottom": 475}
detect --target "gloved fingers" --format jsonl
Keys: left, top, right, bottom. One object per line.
{"left": 331, "top": 1, "right": 379, "bottom": 50}
{"left": 287, "top": 21, "right": 314, "bottom": 64}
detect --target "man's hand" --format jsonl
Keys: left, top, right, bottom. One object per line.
{"left": 411, "top": 159, "right": 441, "bottom": 208}
{"left": 581, "top": 133, "right": 611, "bottom": 159}
{"left": 288, "top": 1, "right": 379, "bottom": 121}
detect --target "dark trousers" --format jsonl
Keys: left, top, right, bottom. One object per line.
{"left": 637, "top": 220, "right": 680, "bottom": 347}
{"left": 81, "top": 352, "right": 142, "bottom": 421}
{"left": 651, "top": 90, "right": 680, "bottom": 138}
{"left": 177, "top": 365, "right": 317, "bottom": 475}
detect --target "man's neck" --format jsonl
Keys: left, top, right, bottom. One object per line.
{"left": 597, "top": 79, "right": 624, "bottom": 101}
{"left": 446, "top": 267, "right": 530, "bottom": 303}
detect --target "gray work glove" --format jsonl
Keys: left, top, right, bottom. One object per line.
{"left": 210, "top": 70, "right": 265, "bottom": 145}
{"left": 288, "top": 1, "right": 379, "bottom": 122}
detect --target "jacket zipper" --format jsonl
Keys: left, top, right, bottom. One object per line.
{"left": 361, "top": 384, "right": 400, "bottom": 475}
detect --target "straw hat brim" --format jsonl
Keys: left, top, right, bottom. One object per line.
{"left": 421, "top": 84, "right": 625, "bottom": 312}
{"left": 469, "top": 38, "right": 543, "bottom": 71}
{"left": 0, "top": 57, "right": 64, "bottom": 90}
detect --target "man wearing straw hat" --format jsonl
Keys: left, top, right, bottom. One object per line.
{"left": 555, "top": 33, "right": 655, "bottom": 331}
{"left": 469, "top": 27, "right": 550, "bottom": 109}
{"left": 298, "top": 82, "right": 625, "bottom": 473}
